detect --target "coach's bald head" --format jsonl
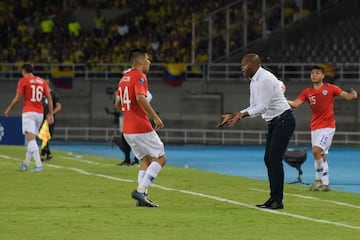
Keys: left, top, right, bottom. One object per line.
{"left": 241, "top": 53, "right": 260, "bottom": 78}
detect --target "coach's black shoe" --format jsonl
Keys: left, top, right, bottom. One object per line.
{"left": 117, "top": 160, "right": 130, "bottom": 166}
{"left": 265, "top": 201, "right": 284, "bottom": 210}
{"left": 131, "top": 158, "right": 140, "bottom": 166}
{"left": 256, "top": 198, "right": 273, "bottom": 208}
{"left": 45, "top": 154, "right": 52, "bottom": 161}
{"left": 131, "top": 190, "right": 159, "bottom": 207}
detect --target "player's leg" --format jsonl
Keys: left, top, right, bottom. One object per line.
{"left": 45, "top": 122, "right": 55, "bottom": 161}
{"left": 30, "top": 113, "right": 44, "bottom": 172}
{"left": 310, "top": 145, "right": 324, "bottom": 190}
{"left": 138, "top": 157, "right": 151, "bottom": 186}
{"left": 40, "top": 120, "right": 47, "bottom": 161}
{"left": 318, "top": 129, "right": 334, "bottom": 191}
{"left": 125, "top": 131, "right": 165, "bottom": 207}
{"left": 138, "top": 154, "right": 166, "bottom": 193}
{"left": 20, "top": 113, "right": 42, "bottom": 170}
{"left": 310, "top": 128, "right": 334, "bottom": 191}
{"left": 118, "top": 134, "right": 131, "bottom": 166}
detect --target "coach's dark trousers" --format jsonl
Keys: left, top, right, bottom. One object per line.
{"left": 264, "top": 110, "right": 296, "bottom": 203}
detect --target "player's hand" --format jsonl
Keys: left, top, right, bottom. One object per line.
{"left": 4, "top": 109, "right": 10, "bottom": 117}
{"left": 154, "top": 117, "right": 164, "bottom": 130}
{"left": 217, "top": 114, "right": 234, "bottom": 128}
{"left": 47, "top": 114, "right": 54, "bottom": 125}
{"left": 350, "top": 88, "right": 358, "bottom": 99}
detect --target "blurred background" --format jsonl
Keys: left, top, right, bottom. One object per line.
{"left": 1, "top": 0, "right": 359, "bottom": 145}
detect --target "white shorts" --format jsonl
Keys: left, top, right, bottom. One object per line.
{"left": 124, "top": 130, "right": 165, "bottom": 160}
{"left": 311, "top": 128, "right": 336, "bottom": 155}
{"left": 22, "top": 112, "right": 44, "bottom": 136}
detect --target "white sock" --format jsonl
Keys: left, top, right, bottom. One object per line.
{"left": 138, "top": 170, "right": 146, "bottom": 185}
{"left": 321, "top": 161, "right": 329, "bottom": 186}
{"left": 28, "top": 140, "right": 42, "bottom": 168}
{"left": 314, "top": 158, "right": 323, "bottom": 180}
{"left": 137, "top": 162, "right": 162, "bottom": 192}
{"left": 24, "top": 145, "right": 32, "bottom": 166}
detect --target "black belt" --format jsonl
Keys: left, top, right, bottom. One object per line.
{"left": 270, "top": 109, "right": 292, "bottom": 123}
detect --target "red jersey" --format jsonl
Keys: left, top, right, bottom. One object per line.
{"left": 117, "top": 69, "right": 153, "bottom": 134}
{"left": 16, "top": 75, "right": 50, "bottom": 113}
{"left": 297, "top": 83, "right": 342, "bottom": 130}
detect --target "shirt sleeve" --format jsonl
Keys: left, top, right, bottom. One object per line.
{"left": 134, "top": 74, "right": 148, "bottom": 96}
{"left": 297, "top": 88, "right": 308, "bottom": 102}
{"left": 331, "top": 84, "right": 342, "bottom": 96}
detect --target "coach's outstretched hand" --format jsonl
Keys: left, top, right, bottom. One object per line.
{"left": 217, "top": 112, "right": 242, "bottom": 128}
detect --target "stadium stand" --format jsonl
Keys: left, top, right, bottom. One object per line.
{"left": 0, "top": 0, "right": 236, "bottom": 66}
{"left": 1, "top": 0, "right": 359, "bottom": 134}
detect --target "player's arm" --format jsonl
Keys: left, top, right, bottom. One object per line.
{"left": 136, "top": 94, "right": 164, "bottom": 129}
{"left": 53, "top": 94, "right": 62, "bottom": 115}
{"left": 45, "top": 93, "right": 54, "bottom": 124}
{"left": 4, "top": 93, "right": 22, "bottom": 117}
{"left": 288, "top": 98, "right": 303, "bottom": 108}
{"left": 114, "top": 95, "right": 122, "bottom": 112}
{"left": 339, "top": 88, "right": 358, "bottom": 101}
{"left": 54, "top": 102, "right": 62, "bottom": 115}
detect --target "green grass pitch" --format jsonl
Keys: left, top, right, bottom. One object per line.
{"left": 0, "top": 145, "right": 359, "bottom": 240}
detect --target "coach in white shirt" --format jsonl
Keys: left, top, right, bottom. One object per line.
{"left": 217, "top": 53, "right": 296, "bottom": 210}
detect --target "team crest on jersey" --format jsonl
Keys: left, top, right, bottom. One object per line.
{"left": 139, "top": 78, "right": 145, "bottom": 84}
{"left": 322, "top": 90, "right": 328, "bottom": 95}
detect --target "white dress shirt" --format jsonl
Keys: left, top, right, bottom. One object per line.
{"left": 241, "top": 67, "right": 290, "bottom": 122}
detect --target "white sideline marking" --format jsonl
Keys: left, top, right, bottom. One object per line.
{"left": 1, "top": 154, "right": 360, "bottom": 230}
{"left": 61, "top": 156, "right": 100, "bottom": 165}
{"left": 60, "top": 156, "right": 121, "bottom": 168}
{"left": 95, "top": 173, "right": 134, "bottom": 183}
{"left": 249, "top": 188, "right": 360, "bottom": 209}
{"left": 61, "top": 155, "right": 360, "bottom": 210}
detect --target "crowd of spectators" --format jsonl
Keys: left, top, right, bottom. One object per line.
{"left": 0, "top": 0, "right": 332, "bottom": 73}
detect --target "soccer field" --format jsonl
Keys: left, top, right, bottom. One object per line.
{"left": 1, "top": 145, "right": 359, "bottom": 240}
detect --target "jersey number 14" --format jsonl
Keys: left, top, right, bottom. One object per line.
{"left": 119, "top": 86, "right": 131, "bottom": 111}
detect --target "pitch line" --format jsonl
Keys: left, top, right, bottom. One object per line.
{"left": 5, "top": 153, "right": 360, "bottom": 210}
{"left": 53, "top": 164, "right": 360, "bottom": 231}
{"left": 59, "top": 154, "right": 360, "bottom": 210}
{"left": 1, "top": 154, "right": 360, "bottom": 230}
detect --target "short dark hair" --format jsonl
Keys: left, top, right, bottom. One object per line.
{"left": 128, "top": 48, "right": 148, "bottom": 63}
{"left": 21, "top": 63, "right": 34, "bottom": 73}
{"left": 311, "top": 65, "right": 324, "bottom": 73}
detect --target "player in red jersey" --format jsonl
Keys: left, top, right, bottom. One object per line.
{"left": 288, "top": 65, "right": 357, "bottom": 191}
{"left": 115, "top": 49, "right": 165, "bottom": 207}
{"left": 4, "top": 64, "right": 54, "bottom": 172}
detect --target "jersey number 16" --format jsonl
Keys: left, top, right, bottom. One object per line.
{"left": 30, "top": 85, "right": 44, "bottom": 102}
